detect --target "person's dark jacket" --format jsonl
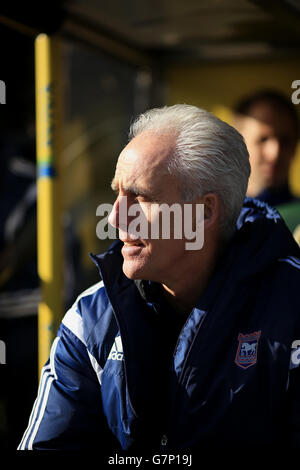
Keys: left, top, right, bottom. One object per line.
{"left": 18, "top": 198, "right": 300, "bottom": 453}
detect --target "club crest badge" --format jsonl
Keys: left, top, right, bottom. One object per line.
{"left": 235, "top": 331, "right": 261, "bottom": 369}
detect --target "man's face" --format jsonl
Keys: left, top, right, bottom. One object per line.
{"left": 109, "top": 131, "right": 196, "bottom": 283}
{"left": 237, "top": 102, "right": 297, "bottom": 194}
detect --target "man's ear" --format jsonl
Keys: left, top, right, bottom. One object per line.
{"left": 202, "top": 193, "right": 220, "bottom": 229}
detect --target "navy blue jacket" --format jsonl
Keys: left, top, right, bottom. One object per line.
{"left": 18, "top": 198, "right": 300, "bottom": 452}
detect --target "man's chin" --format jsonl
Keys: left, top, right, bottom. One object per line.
{"left": 122, "top": 261, "right": 146, "bottom": 280}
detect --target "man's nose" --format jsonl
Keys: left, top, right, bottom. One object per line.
{"left": 108, "top": 195, "right": 128, "bottom": 231}
{"left": 264, "top": 138, "right": 280, "bottom": 163}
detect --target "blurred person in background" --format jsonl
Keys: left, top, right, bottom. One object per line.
{"left": 233, "top": 89, "right": 300, "bottom": 244}
{"left": 233, "top": 89, "right": 299, "bottom": 206}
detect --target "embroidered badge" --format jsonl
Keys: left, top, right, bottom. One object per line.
{"left": 235, "top": 331, "right": 261, "bottom": 369}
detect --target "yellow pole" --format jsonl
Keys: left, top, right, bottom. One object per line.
{"left": 35, "top": 34, "right": 63, "bottom": 374}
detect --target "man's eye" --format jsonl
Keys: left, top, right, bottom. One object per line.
{"left": 138, "top": 196, "right": 153, "bottom": 204}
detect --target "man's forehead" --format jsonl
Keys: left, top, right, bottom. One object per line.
{"left": 112, "top": 165, "right": 145, "bottom": 191}
{"left": 122, "top": 131, "right": 174, "bottom": 161}
{"left": 112, "top": 160, "right": 166, "bottom": 194}
{"left": 114, "top": 132, "right": 174, "bottom": 179}
{"left": 114, "top": 151, "right": 153, "bottom": 185}
{"left": 112, "top": 156, "right": 166, "bottom": 196}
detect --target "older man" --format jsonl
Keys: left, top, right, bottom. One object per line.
{"left": 19, "top": 105, "right": 300, "bottom": 454}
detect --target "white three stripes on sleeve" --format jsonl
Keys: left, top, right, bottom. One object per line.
{"left": 18, "top": 337, "right": 60, "bottom": 450}
{"left": 61, "top": 280, "right": 104, "bottom": 384}
{"left": 18, "top": 281, "right": 105, "bottom": 450}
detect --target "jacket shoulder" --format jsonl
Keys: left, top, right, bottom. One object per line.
{"left": 61, "top": 280, "right": 114, "bottom": 348}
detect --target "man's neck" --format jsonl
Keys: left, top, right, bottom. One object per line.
{"left": 161, "top": 285, "right": 198, "bottom": 316}
{"left": 161, "top": 243, "right": 222, "bottom": 316}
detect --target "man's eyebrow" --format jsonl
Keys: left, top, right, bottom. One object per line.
{"left": 131, "top": 186, "right": 159, "bottom": 201}
{"left": 110, "top": 178, "right": 159, "bottom": 201}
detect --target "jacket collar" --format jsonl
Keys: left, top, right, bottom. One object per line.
{"left": 90, "top": 243, "right": 164, "bottom": 422}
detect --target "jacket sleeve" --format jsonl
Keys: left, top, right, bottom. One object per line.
{"left": 17, "top": 317, "right": 115, "bottom": 451}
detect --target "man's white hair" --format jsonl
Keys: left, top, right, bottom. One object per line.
{"left": 129, "top": 104, "right": 250, "bottom": 239}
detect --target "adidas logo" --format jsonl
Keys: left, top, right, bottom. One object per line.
{"left": 108, "top": 336, "right": 123, "bottom": 361}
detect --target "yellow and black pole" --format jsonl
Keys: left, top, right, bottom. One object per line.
{"left": 35, "top": 34, "right": 63, "bottom": 374}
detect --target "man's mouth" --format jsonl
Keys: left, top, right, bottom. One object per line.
{"left": 121, "top": 239, "right": 145, "bottom": 255}
{"left": 123, "top": 241, "right": 144, "bottom": 246}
